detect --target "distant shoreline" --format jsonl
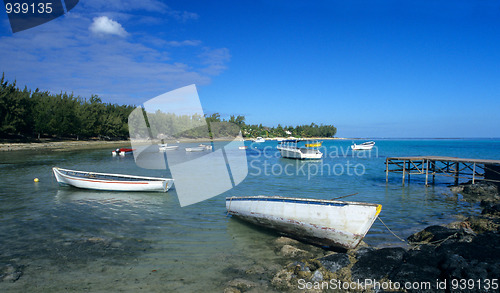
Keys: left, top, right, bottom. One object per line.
{"left": 0, "top": 140, "right": 132, "bottom": 152}
{"left": 2, "top": 136, "right": 496, "bottom": 152}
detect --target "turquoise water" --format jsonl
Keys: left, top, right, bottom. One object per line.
{"left": 0, "top": 139, "right": 498, "bottom": 291}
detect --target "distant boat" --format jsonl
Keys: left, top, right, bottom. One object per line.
{"left": 226, "top": 195, "right": 382, "bottom": 250}
{"left": 253, "top": 137, "right": 265, "bottom": 143}
{"left": 53, "top": 167, "right": 174, "bottom": 192}
{"left": 112, "top": 148, "right": 134, "bottom": 156}
{"left": 185, "top": 146, "right": 205, "bottom": 152}
{"left": 351, "top": 141, "right": 375, "bottom": 150}
{"left": 277, "top": 139, "right": 323, "bottom": 159}
{"left": 159, "top": 144, "right": 179, "bottom": 151}
{"left": 199, "top": 144, "right": 213, "bottom": 150}
{"left": 238, "top": 146, "right": 248, "bottom": 150}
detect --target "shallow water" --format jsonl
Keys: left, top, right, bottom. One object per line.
{"left": 0, "top": 139, "right": 498, "bottom": 291}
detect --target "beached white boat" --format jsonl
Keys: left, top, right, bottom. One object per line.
{"left": 53, "top": 167, "right": 174, "bottom": 192}
{"left": 226, "top": 196, "right": 382, "bottom": 250}
{"left": 159, "top": 144, "right": 179, "bottom": 151}
{"left": 253, "top": 137, "right": 265, "bottom": 143}
{"left": 351, "top": 141, "right": 375, "bottom": 150}
{"left": 277, "top": 140, "right": 323, "bottom": 159}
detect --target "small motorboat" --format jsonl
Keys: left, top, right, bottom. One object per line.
{"left": 53, "top": 167, "right": 174, "bottom": 192}
{"left": 112, "top": 148, "right": 135, "bottom": 156}
{"left": 185, "top": 146, "right": 205, "bottom": 152}
{"left": 351, "top": 141, "right": 375, "bottom": 150}
{"left": 253, "top": 137, "right": 265, "bottom": 143}
{"left": 277, "top": 140, "right": 323, "bottom": 159}
{"left": 226, "top": 195, "right": 381, "bottom": 250}
{"left": 199, "top": 144, "right": 213, "bottom": 150}
{"left": 159, "top": 144, "right": 179, "bottom": 151}
{"left": 238, "top": 146, "right": 248, "bottom": 150}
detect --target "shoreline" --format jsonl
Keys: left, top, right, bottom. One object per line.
{"left": 0, "top": 137, "right": 351, "bottom": 152}
{"left": 0, "top": 140, "right": 132, "bottom": 152}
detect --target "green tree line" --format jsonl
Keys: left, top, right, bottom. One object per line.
{"left": 0, "top": 74, "right": 336, "bottom": 140}
{"left": 0, "top": 74, "right": 135, "bottom": 140}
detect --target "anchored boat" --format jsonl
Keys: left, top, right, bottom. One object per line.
{"left": 159, "top": 144, "right": 179, "bottom": 151}
{"left": 112, "top": 148, "right": 135, "bottom": 156}
{"left": 53, "top": 167, "right": 174, "bottom": 192}
{"left": 351, "top": 141, "right": 375, "bottom": 150}
{"left": 277, "top": 139, "right": 323, "bottom": 159}
{"left": 226, "top": 195, "right": 381, "bottom": 250}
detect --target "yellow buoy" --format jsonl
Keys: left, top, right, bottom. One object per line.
{"left": 34, "top": 178, "right": 39, "bottom": 182}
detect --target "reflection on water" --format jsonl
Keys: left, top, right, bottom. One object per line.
{"left": 0, "top": 140, "right": 498, "bottom": 291}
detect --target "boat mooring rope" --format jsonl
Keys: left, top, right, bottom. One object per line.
{"left": 378, "top": 217, "right": 406, "bottom": 242}
{"left": 226, "top": 197, "right": 233, "bottom": 217}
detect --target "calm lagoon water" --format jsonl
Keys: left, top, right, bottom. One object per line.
{"left": 0, "top": 139, "right": 499, "bottom": 291}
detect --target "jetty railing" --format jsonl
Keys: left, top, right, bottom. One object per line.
{"left": 385, "top": 156, "right": 500, "bottom": 186}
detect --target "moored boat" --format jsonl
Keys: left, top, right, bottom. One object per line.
{"left": 277, "top": 139, "right": 323, "bottom": 159}
{"left": 199, "top": 144, "right": 213, "bottom": 150}
{"left": 112, "top": 148, "right": 135, "bottom": 156}
{"left": 185, "top": 146, "right": 205, "bottom": 152}
{"left": 253, "top": 137, "right": 265, "bottom": 143}
{"left": 226, "top": 195, "right": 381, "bottom": 250}
{"left": 159, "top": 144, "right": 179, "bottom": 151}
{"left": 351, "top": 141, "right": 375, "bottom": 150}
{"left": 53, "top": 167, "right": 174, "bottom": 192}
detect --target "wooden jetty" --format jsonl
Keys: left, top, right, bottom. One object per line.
{"left": 385, "top": 156, "right": 500, "bottom": 186}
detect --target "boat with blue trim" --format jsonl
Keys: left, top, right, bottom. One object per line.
{"left": 226, "top": 195, "right": 381, "bottom": 249}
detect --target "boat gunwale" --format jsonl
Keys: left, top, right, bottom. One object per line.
{"left": 225, "top": 195, "right": 380, "bottom": 208}
{"left": 54, "top": 167, "right": 171, "bottom": 182}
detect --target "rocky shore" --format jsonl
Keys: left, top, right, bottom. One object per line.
{"left": 223, "top": 182, "right": 500, "bottom": 293}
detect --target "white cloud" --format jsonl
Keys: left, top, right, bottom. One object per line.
{"left": 89, "top": 16, "right": 128, "bottom": 37}
{"left": 0, "top": 10, "right": 227, "bottom": 105}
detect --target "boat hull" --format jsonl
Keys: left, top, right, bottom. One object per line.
{"left": 53, "top": 167, "right": 173, "bottom": 192}
{"left": 226, "top": 196, "right": 381, "bottom": 250}
{"left": 277, "top": 146, "right": 323, "bottom": 159}
{"left": 351, "top": 145, "right": 374, "bottom": 150}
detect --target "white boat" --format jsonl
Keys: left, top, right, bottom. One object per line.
{"left": 53, "top": 167, "right": 174, "bottom": 192}
{"left": 185, "top": 146, "right": 205, "bottom": 152}
{"left": 112, "top": 148, "right": 134, "bottom": 156}
{"left": 277, "top": 140, "right": 323, "bottom": 159}
{"left": 159, "top": 144, "right": 179, "bottom": 151}
{"left": 351, "top": 141, "right": 375, "bottom": 150}
{"left": 199, "top": 144, "right": 213, "bottom": 150}
{"left": 253, "top": 137, "right": 265, "bottom": 143}
{"left": 226, "top": 195, "right": 382, "bottom": 250}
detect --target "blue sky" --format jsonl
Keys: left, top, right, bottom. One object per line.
{"left": 1, "top": 0, "right": 499, "bottom": 138}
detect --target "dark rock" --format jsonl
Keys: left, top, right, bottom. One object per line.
{"left": 437, "top": 232, "right": 500, "bottom": 280}
{"left": 407, "top": 225, "right": 461, "bottom": 244}
{"left": 482, "top": 203, "right": 500, "bottom": 217}
{"left": 459, "top": 182, "right": 499, "bottom": 203}
{"left": 389, "top": 245, "right": 441, "bottom": 291}
{"left": 466, "top": 216, "right": 499, "bottom": 233}
{"left": 351, "top": 247, "right": 405, "bottom": 281}
{"left": 318, "top": 253, "right": 350, "bottom": 273}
